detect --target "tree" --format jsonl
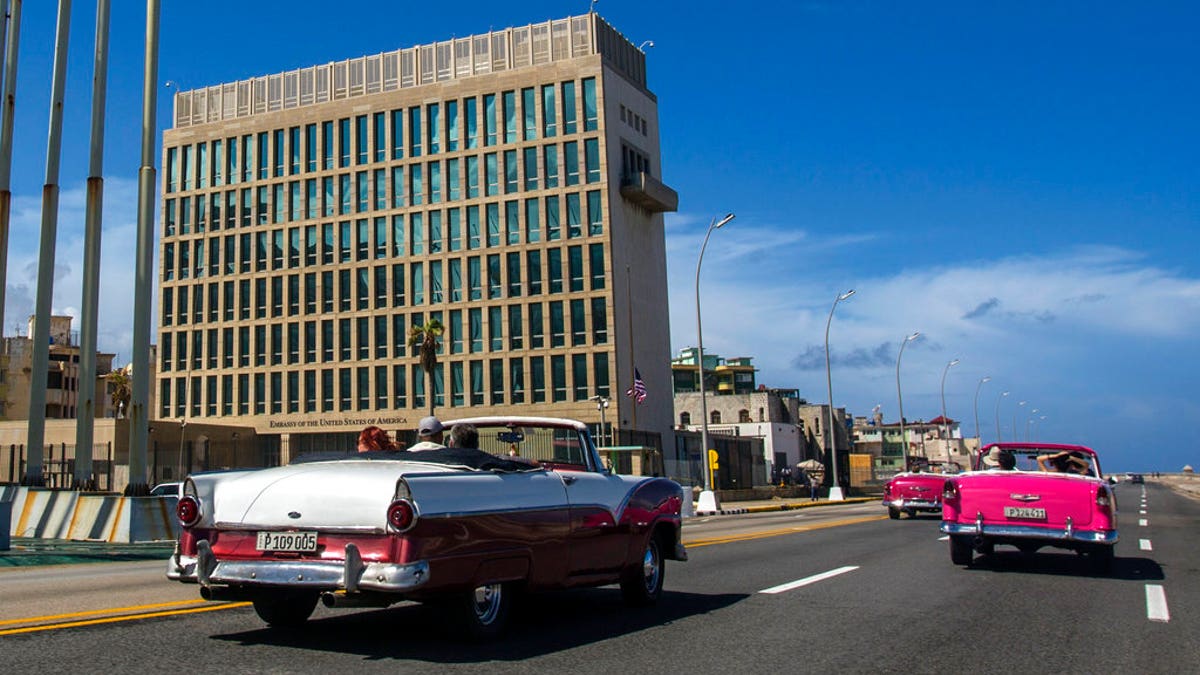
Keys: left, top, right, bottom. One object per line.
{"left": 106, "top": 367, "right": 132, "bottom": 418}
{"left": 407, "top": 319, "right": 444, "bottom": 416}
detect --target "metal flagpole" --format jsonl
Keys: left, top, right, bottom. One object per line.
{"left": 626, "top": 264, "right": 636, "bottom": 430}
{"left": 24, "top": 0, "right": 72, "bottom": 486}
{"left": 127, "top": 0, "right": 160, "bottom": 495}
{"left": 0, "top": 0, "right": 21, "bottom": 335}
{"left": 74, "top": 0, "right": 111, "bottom": 490}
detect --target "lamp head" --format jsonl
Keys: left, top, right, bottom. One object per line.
{"left": 906, "top": 331, "right": 921, "bottom": 341}
{"left": 838, "top": 289, "right": 856, "bottom": 301}
{"left": 715, "top": 213, "right": 735, "bottom": 228}
{"left": 948, "top": 358, "right": 960, "bottom": 367}
{"left": 1001, "top": 391, "right": 1009, "bottom": 397}
{"left": 981, "top": 376, "right": 991, "bottom": 383}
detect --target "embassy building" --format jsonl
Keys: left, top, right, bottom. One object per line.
{"left": 157, "top": 13, "right": 678, "bottom": 463}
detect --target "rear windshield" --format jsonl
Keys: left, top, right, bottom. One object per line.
{"left": 979, "top": 448, "right": 1098, "bottom": 477}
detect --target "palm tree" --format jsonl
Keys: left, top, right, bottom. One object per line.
{"left": 407, "top": 318, "right": 444, "bottom": 416}
{"left": 105, "top": 367, "right": 132, "bottom": 418}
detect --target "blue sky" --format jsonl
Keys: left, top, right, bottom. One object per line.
{"left": 4, "top": 1, "right": 1196, "bottom": 471}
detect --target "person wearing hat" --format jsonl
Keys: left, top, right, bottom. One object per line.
{"left": 408, "top": 416, "right": 446, "bottom": 451}
{"left": 983, "top": 447, "right": 1015, "bottom": 470}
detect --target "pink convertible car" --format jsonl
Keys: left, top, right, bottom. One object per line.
{"left": 882, "top": 461, "right": 961, "bottom": 519}
{"left": 940, "top": 443, "right": 1118, "bottom": 570}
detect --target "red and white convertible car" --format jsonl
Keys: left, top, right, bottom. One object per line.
{"left": 882, "top": 461, "right": 961, "bottom": 519}
{"left": 167, "top": 417, "right": 687, "bottom": 636}
{"left": 941, "top": 443, "right": 1118, "bottom": 570}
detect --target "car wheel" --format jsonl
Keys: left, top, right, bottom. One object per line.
{"left": 905, "top": 509, "right": 916, "bottom": 518}
{"left": 621, "top": 536, "right": 664, "bottom": 606}
{"left": 455, "top": 582, "right": 513, "bottom": 640}
{"left": 977, "top": 540, "right": 995, "bottom": 556}
{"left": 887, "top": 507, "right": 900, "bottom": 520}
{"left": 252, "top": 592, "right": 319, "bottom": 628}
{"left": 949, "top": 535, "right": 974, "bottom": 566}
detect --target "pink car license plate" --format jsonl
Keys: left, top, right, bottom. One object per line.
{"left": 256, "top": 531, "right": 318, "bottom": 552}
{"left": 1003, "top": 506, "right": 1047, "bottom": 520}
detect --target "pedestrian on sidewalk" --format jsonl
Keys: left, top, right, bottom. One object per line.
{"left": 809, "top": 472, "right": 820, "bottom": 501}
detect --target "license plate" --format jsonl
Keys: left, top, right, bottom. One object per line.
{"left": 1004, "top": 506, "right": 1047, "bottom": 520}
{"left": 255, "top": 531, "right": 318, "bottom": 552}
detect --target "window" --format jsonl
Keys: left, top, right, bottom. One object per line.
{"left": 524, "top": 147, "right": 539, "bottom": 191}
{"left": 508, "top": 305, "right": 523, "bottom": 350}
{"left": 502, "top": 90, "right": 517, "bottom": 144}
{"left": 542, "top": 84, "right": 557, "bottom": 137}
{"left": 543, "top": 145, "right": 559, "bottom": 188}
{"left": 584, "top": 138, "right": 600, "bottom": 183}
{"left": 551, "top": 355, "right": 567, "bottom": 402}
{"left": 528, "top": 302, "right": 544, "bottom": 349}
{"left": 680, "top": 412, "right": 691, "bottom": 426}
{"left": 525, "top": 198, "right": 541, "bottom": 243}
{"left": 488, "top": 306, "right": 503, "bottom": 351}
{"left": 549, "top": 301, "right": 564, "bottom": 347}
{"left": 582, "top": 78, "right": 597, "bottom": 131}
{"left": 568, "top": 245, "right": 584, "bottom": 292}
{"left": 587, "top": 190, "right": 603, "bottom": 235}
{"left": 465, "top": 97, "right": 478, "bottom": 148}
{"left": 591, "top": 297, "right": 607, "bottom": 344}
{"left": 570, "top": 299, "right": 586, "bottom": 346}
{"left": 490, "top": 358, "right": 505, "bottom": 405}
{"left": 522, "top": 87, "right": 537, "bottom": 141}
{"left": 564, "top": 141, "right": 579, "bottom": 186}
{"left": 572, "top": 354, "right": 588, "bottom": 401}
{"left": 562, "top": 81, "right": 577, "bottom": 135}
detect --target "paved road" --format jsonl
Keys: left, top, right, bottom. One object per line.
{"left": 1, "top": 482, "right": 1194, "bottom": 673}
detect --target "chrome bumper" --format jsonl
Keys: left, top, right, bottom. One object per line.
{"left": 885, "top": 499, "right": 941, "bottom": 510}
{"left": 167, "top": 540, "right": 430, "bottom": 593}
{"left": 940, "top": 520, "right": 1118, "bottom": 545}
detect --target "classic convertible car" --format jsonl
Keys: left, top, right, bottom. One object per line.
{"left": 882, "top": 461, "right": 960, "bottom": 519}
{"left": 940, "top": 443, "right": 1118, "bottom": 570}
{"left": 166, "top": 417, "right": 687, "bottom": 636}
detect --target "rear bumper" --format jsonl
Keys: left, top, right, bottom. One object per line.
{"left": 941, "top": 520, "right": 1118, "bottom": 545}
{"left": 167, "top": 539, "right": 430, "bottom": 593}
{"left": 884, "top": 499, "right": 941, "bottom": 511}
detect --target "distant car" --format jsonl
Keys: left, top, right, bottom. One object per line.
{"left": 166, "top": 416, "right": 687, "bottom": 637}
{"left": 150, "top": 482, "right": 181, "bottom": 497}
{"left": 941, "top": 443, "right": 1118, "bottom": 570}
{"left": 1129, "top": 474, "right": 1144, "bottom": 484}
{"left": 882, "top": 463, "right": 960, "bottom": 519}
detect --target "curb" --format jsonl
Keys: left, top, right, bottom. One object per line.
{"left": 692, "top": 496, "right": 878, "bottom": 517}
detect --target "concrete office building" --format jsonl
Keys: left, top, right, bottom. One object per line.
{"left": 157, "top": 13, "right": 678, "bottom": 461}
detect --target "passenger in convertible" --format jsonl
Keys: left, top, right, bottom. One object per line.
{"left": 357, "top": 425, "right": 398, "bottom": 452}
{"left": 1037, "top": 450, "right": 1091, "bottom": 475}
{"left": 409, "top": 416, "right": 447, "bottom": 451}
{"left": 447, "top": 423, "right": 479, "bottom": 449}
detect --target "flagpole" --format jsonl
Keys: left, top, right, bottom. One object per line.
{"left": 626, "top": 264, "right": 636, "bottom": 430}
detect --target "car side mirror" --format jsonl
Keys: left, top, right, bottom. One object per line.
{"left": 1107, "top": 477, "right": 1116, "bottom": 485}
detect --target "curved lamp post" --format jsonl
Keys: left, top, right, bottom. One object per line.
{"left": 939, "top": 358, "right": 960, "bottom": 465}
{"left": 1025, "top": 409, "right": 1039, "bottom": 442}
{"left": 696, "top": 213, "right": 734, "bottom": 512}
{"left": 824, "top": 289, "right": 855, "bottom": 500}
{"left": 1013, "top": 401, "right": 1027, "bottom": 442}
{"left": 994, "top": 391, "right": 1009, "bottom": 442}
{"left": 1029, "top": 415, "right": 1046, "bottom": 442}
{"left": 895, "top": 331, "right": 920, "bottom": 473}
{"left": 973, "top": 376, "right": 991, "bottom": 449}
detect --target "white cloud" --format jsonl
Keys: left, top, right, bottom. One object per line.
{"left": 4, "top": 177, "right": 151, "bottom": 365}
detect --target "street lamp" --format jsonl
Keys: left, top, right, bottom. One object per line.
{"left": 696, "top": 213, "right": 734, "bottom": 511}
{"left": 590, "top": 395, "right": 610, "bottom": 447}
{"left": 824, "top": 288, "right": 855, "bottom": 500}
{"left": 896, "top": 331, "right": 920, "bottom": 474}
{"left": 973, "top": 376, "right": 991, "bottom": 448}
{"left": 1013, "top": 401, "right": 1027, "bottom": 442}
{"left": 939, "top": 359, "right": 960, "bottom": 465}
{"left": 994, "top": 391, "right": 1009, "bottom": 442}
{"left": 1026, "top": 409, "right": 1039, "bottom": 442}
{"left": 176, "top": 419, "right": 187, "bottom": 481}
{"left": 1029, "top": 415, "right": 1046, "bottom": 442}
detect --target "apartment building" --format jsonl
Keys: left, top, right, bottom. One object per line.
{"left": 157, "top": 13, "right": 677, "bottom": 459}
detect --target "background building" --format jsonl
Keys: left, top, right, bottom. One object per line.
{"left": 156, "top": 13, "right": 678, "bottom": 468}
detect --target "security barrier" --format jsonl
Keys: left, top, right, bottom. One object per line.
{"left": 3, "top": 487, "right": 179, "bottom": 543}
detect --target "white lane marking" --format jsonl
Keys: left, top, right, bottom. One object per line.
{"left": 1146, "top": 585, "right": 1170, "bottom": 622}
{"left": 1139, "top": 539, "right": 1153, "bottom": 551}
{"left": 1140, "top": 509, "right": 1147, "bottom": 514}
{"left": 937, "top": 535, "right": 949, "bottom": 541}
{"left": 1139, "top": 519, "right": 1148, "bottom": 526}
{"left": 759, "top": 566, "right": 859, "bottom": 594}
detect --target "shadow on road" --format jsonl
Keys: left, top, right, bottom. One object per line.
{"left": 964, "top": 551, "right": 1165, "bottom": 581}
{"left": 213, "top": 587, "right": 747, "bottom": 661}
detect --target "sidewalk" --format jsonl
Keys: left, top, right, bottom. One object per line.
{"left": 0, "top": 539, "right": 174, "bottom": 568}
{"left": 692, "top": 495, "right": 879, "bottom": 516}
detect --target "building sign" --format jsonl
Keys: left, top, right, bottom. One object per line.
{"left": 267, "top": 415, "right": 410, "bottom": 431}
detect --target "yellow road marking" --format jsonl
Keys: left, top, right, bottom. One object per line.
{"left": 684, "top": 515, "right": 888, "bottom": 548}
{"left": 0, "top": 602, "right": 250, "bottom": 637}
{"left": 0, "top": 599, "right": 211, "bottom": 627}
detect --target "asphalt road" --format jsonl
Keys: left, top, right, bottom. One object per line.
{"left": 1, "top": 481, "right": 1195, "bottom": 674}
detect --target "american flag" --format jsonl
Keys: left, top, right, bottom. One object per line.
{"left": 626, "top": 368, "right": 647, "bottom": 403}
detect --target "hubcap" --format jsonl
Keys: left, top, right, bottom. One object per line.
{"left": 642, "top": 543, "right": 661, "bottom": 592}
{"left": 471, "top": 583, "right": 502, "bottom": 624}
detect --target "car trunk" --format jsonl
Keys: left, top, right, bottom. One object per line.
{"left": 958, "top": 473, "right": 1098, "bottom": 528}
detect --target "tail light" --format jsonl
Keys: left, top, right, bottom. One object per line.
{"left": 1096, "top": 486, "right": 1114, "bottom": 515}
{"left": 177, "top": 496, "right": 201, "bottom": 528}
{"left": 942, "top": 479, "right": 959, "bottom": 503}
{"left": 883, "top": 483, "right": 892, "bottom": 499}
{"left": 387, "top": 499, "right": 418, "bottom": 532}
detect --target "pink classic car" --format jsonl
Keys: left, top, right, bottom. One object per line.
{"left": 167, "top": 417, "right": 687, "bottom": 637}
{"left": 940, "top": 443, "right": 1118, "bottom": 570}
{"left": 882, "top": 462, "right": 961, "bottom": 519}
